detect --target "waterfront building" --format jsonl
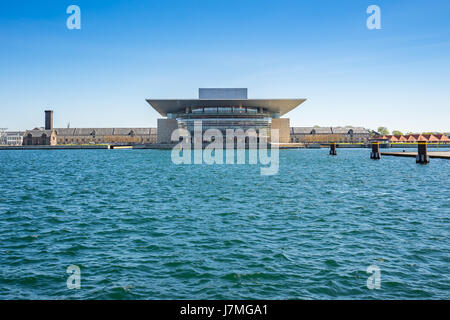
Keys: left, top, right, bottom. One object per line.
{"left": 53, "top": 128, "right": 157, "bottom": 145}
{"left": 371, "top": 134, "right": 450, "bottom": 144}
{"left": 290, "top": 126, "right": 372, "bottom": 143}
{"left": 23, "top": 127, "right": 157, "bottom": 146}
{"left": 22, "top": 111, "right": 157, "bottom": 146}
{"left": 23, "top": 129, "right": 57, "bottom": 146}
{"left": 20, "top": 91, "right": 389, "bottom": 147}
{"left": 1, "top": 131, "right": 24, "bottom": 146}
{"left": 23, "top": 110, "right": 57, "bottom": 146}
{"left": 146, "top": 88, "right": 306, "bottom": 144}
{"left": 435, "top": 134, "right": 450, "bottom": 142}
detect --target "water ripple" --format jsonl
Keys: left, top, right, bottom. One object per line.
{"left": 0, "top": 149, "right": 449, "bottom": 299}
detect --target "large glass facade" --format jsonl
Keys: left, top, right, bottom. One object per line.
{"left": 169, "top": 106, "right": 273, "bottom": 136}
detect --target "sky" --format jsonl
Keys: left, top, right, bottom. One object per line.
{"left": 0, "top": 0, "right": 449, "bottom": 133}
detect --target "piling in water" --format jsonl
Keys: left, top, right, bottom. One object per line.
{"left": 416, "top": 142, "right": 430, "bottom": 164}
{"left": 329, "top": 143, "right": 337, "bottom": 156}
{"left": 370, "top": 142, "right": 381, "bottom": 159}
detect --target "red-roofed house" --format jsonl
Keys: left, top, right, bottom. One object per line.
{"left": 388, "top": 135, "right": 399, "bottom": 142}
{"left": 422, "top": 134, "right": 440, "bottom": 142}
{"left": 397, "top": 135, "right": 408, "bottom": 142}
{"left": 432, "top": 134, "right": 450, "bottom": 142}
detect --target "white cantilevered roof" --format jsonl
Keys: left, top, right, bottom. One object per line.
{"left": 146, "top": 99, "right": 307, "bottom": 117}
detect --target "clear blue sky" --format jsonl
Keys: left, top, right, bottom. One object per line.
{"left": 1, "top": 0, "right": 449, "bottom": 133}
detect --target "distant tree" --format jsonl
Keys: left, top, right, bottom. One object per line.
{"left": 377, "top": 127, "right": 389, "bottom": 135}
{"left": 392, "top": 130, "right": 403, "bottom": 136}
{"left": 313, "top": 125, "right": 321, "bottom": 128}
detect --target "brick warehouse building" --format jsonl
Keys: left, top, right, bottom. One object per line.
{"left": 23, "top": 111, "right": 157, "bottom": 146}
{"left": 23, "top": 129, "right": 57, "bottom": 146}
{"left": 290, "top": 127, "right": 373, "bottom": 143}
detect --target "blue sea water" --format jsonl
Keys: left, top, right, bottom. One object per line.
{"left": 0, "top": 149, "right": 448, "bottom": 299}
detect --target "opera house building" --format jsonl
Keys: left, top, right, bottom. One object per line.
{"left": 146, "top": 88, "right": 306, "bottom": 144}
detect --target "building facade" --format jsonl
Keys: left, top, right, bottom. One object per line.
{"left": 54, "top": 128, "right": 157, "bottom": 145}
{"left": 291, "top": 127, "right": 372, "bottom": 143}
{"left": 23, "top": 127, "right": 157, "bottom": 146}
{"left": 371, "top": 134, "right": 450, "bottom": 144}
{"left": 21, "top": 94, "right": 382, "bottom": 147}
{"left": 23, "top": 129, "right": 57, "bottom": 146}
{"left": 1, "top": 131, "right": 24, "bottom": 146}
{"left": 22, "top": 111, "right": 157, "bottom": 146}
{"left": 147, "top": 88, "right": 306, "bottom": 144}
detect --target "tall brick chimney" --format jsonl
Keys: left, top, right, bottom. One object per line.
{"left": 45, "top": 110, "right": 53, "bottom": 130}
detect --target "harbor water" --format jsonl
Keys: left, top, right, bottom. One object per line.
{"left": 0, "top": 149, "right": 448, "bottom": 299}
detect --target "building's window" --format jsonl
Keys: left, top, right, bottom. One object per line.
{"left": 204, "top": 107, "right": 216, "bottom": 113}
{"left": 219, "top": 107, "right": 232, "bottom": 113}
{"left": 41, "top": 134, "right": 47, "bottom": 145}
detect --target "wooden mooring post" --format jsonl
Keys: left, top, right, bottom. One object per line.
{"left": 416, "top": 142, "right": 430, "bottom": 164}
{"left": 329, "top": 143, "right": 337, "bottom": 155}
{"left": 370, "top": 142, "right": 381, "bottom": 159}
